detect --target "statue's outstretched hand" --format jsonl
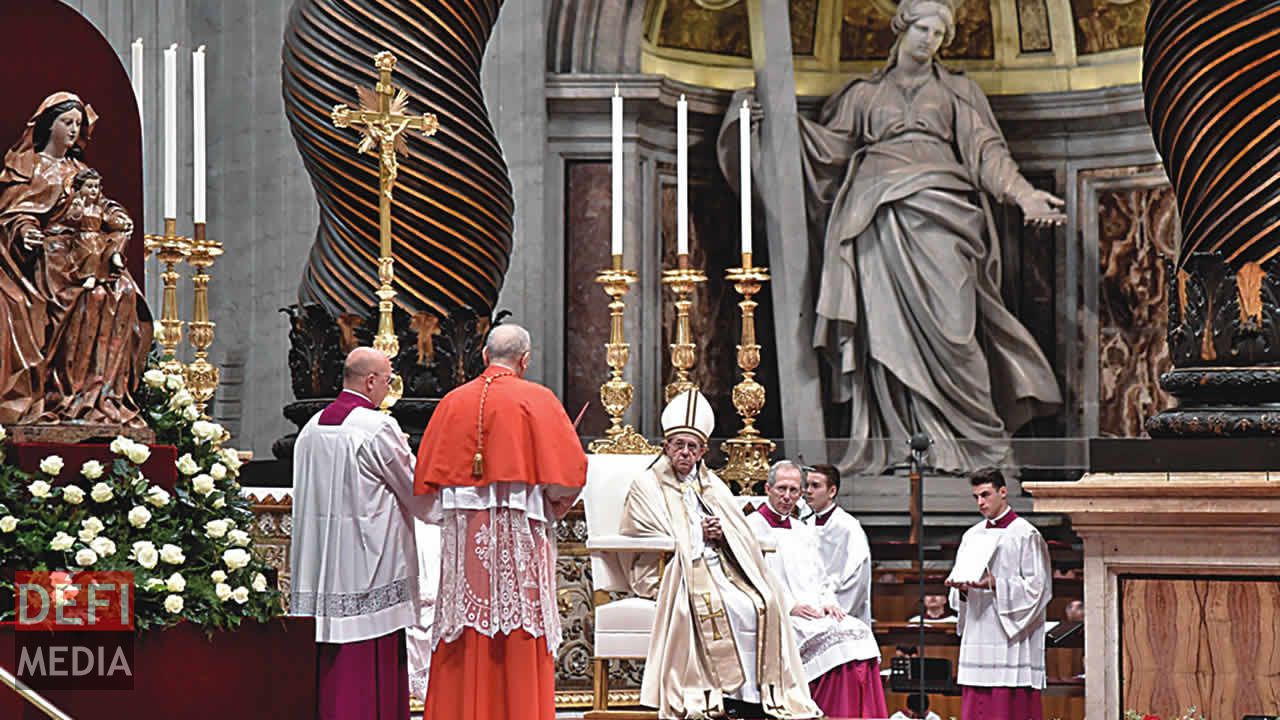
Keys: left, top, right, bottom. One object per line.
{"left": 1017, "top": 189, "right": 1066, "bottom": 228}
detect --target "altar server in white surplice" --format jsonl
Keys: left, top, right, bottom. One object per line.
{"left": 747, "top": 461, "right": 887, "bottom": 719}
{"left": 290, "top": 347, "right": 432, "bottom": 720}
{"left": 801, "top": 462, "right": 873, "bottom": 626}
{"left": 946, "top": 467, "right": 1053, "bottom": 720}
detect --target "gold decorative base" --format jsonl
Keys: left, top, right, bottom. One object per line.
{"left": 589, "top": 425, "right": 661, "bottom": 455}
{"left": 144, "top": 217, "right": 191, "bottom": 377}
{"left": 719, "top": 436, "right": 776, "bottom": 493}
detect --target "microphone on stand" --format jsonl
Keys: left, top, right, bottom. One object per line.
{"left": 907, "top": 432, "right": 931, "bottom": 704}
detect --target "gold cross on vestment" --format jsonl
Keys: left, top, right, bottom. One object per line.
{"left": 698, "top": 592, "right": 727, "bottom": 640}
{"left": 330, "top": 50, "right": 439, "bottom": 409}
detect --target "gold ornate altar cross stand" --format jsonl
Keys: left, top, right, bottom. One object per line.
{"left": 331, "top": 50, "right": 439, "bottom": 410}
{"left": 719, "top": 255, "right": 775, "bottom": 492}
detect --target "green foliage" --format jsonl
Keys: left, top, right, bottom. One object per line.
{"left": 0, "top": 369, "right": 282, "bottom": 632}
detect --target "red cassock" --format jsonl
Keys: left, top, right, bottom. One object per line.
{"left": 415, "top": 365, "right": 587, "bottom": 720}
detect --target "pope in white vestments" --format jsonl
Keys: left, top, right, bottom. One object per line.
{"left": 946, "top": 468, "right": 1052, "bottom": 720}
{"left": 802, "top": 462, "right": 873, "bottom": 626}
{"left": 748, "top": 461, "right": 887, "bottom": 718}
{"left": 619, "top": 390, "right": 820, "bottom": 720}
{"left": 290, "top": 348, "right": 431, "bottom": 720}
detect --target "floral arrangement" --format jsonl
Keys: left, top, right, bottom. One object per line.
{"left": 1124, "top": 708, "right": 1207, "bottom": 720}
{"left": 0, "top": 369, "right": 282, "bottom": 631}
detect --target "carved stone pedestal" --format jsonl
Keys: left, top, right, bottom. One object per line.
{"left": 1027, "top": 440, "right": 1280, "bottom": 720}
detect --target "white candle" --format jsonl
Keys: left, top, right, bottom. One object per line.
{"left": 163, "top": 43, "right": 178, "bottom": 220}
{"left": 611, "top": 85, "right": 623, "bottom": 257}
{"left": 193, "top": 45, "right": 206, "bottom": 224}
{"left": 131, "top": 39, "right": 144, "bottom": 122}
{"left": 739, "top": 98, "right": 751, "bottom": 258}
{"left": 676, "top": 94, "right": 688, "bottom": 257}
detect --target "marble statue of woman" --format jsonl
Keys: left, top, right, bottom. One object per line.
{"left": 721, "top": 0, "right": 1064, "bottom": 474}
{"left": 0, "top": 92, "right": 152, "bottom": 427}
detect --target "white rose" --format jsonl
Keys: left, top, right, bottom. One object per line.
{"left": 127, "top": 506, "right": 152, "bottom": 528}
{"left": 27, "top": 480, "right": 51, "bottom": 498}
{"left": 0, "top": 425, "right": 6, "bottom": 443}
{"left": 221, "top": 548, "right": 251, "bottom": 570}
{"left": 215, "top": 582, "right": 233, "bottom": 601}
{"left": 39, "top": 455, "right": 64, "bottom": 476}
{"left": 227, "top": 529, "right": 251, "bottom": 547}
{"left": 109, "top": 436, "right": 130, "bottom": 455}
{"left": 90, "top": 536, "right": 116, "bottom": 557}
{"left": 143, "top": 369, "right": 166, "bottom": 388}
{"left": 212, "top": 496, "right": 226, "bottom": 509}
{"left": 204, "top": 519, "right": 230, "bottom": 539}
{"left": 252, "top": 573, "right": 268, "bottom": 593}
{"left": 90, "top": 482, "right": 113, "bottom": 503}
{"left": 190, "top": 420, "right": 222, "bottom": 443}
{"left": 80, "top": 460, "right": 104, "bottom": 480}
{"left": 49, "top": 532, "right": 75, "bottom": 551}
{"left": 0, "top": 516, "right": 16, "bottom": 533}
{"left": 159, "top": 543, "right": 186, "bottom": 565}
{"left": 191, "top": 474, "right": 215, "bottom": 496}
{"left": 62, "top": 485, "right": 85, "bottom": 505}
{"left": 143, "top": 578, "right": 166, "bottom": 591}
{"left": 163, "top": 594, "right": 184, "bottom": 614}
{"left": 182, "top": 405, "right": 200, "bottom": 422}
{"left": 220, "top": 448, "right": 243, "bottom": 473}
{"left": 131, "top": 541, "right": 159, "bottom": 569}
{"left": 211, "top": 570, "right": 228, "bottom": 584}
{"left": 231, "top": 586, "right": 250, "bottom": 605}
{"left": 209, "top": 463, "right": 228, "bottom": 481}
{"left": 175, "top": 454, "right": 199, "bottom": 476}
{"left": 165, "top": 572, "right": 186, "bottom": 592}
{"left": 145, "top": 485, "right": 171, "bottom": 508}
{"left": 78, "top": 516, "right": 105, "bottom": 543}
{"left": 75, "top": 548, "right": 98, "bottom": 567}
{"left": 169, "top": 389, "right": 194, "bottom": 410}
{"left": 165, "top": 373, "right": 185, "bottom": 391}
{"left": 124, "top": 443, "right": 151, "bottom": 465}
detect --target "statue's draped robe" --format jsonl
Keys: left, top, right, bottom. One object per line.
{"left": 620, "top": 457, "right": 819, "bottom": 719}
{"left": 721, "top": 65, "right": 1061, "bottom": 473}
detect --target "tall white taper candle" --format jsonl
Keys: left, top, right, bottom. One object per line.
{"left": 739, "top": 98, "right": 751, "bottom": 258}
{"left": 676, "top": 94, "right": 688, "bottom": 256}
{"left": 163, "top": 43, "right": 178, "bottom": 220}
{"left": 193, "top": 45, "right": 207, "bottom": 224}
{"left": 611, "top": 85, "right": 623, "bottom": 257}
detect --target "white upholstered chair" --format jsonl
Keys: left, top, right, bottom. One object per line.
{"left": 582, "top": 453, "right": 673, "bottom": 719}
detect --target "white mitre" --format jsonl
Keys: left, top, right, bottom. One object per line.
{"left": 660, "top": 389, "right": 715, "bottom": 441}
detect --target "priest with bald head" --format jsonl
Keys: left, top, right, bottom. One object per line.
{"left": 291, "top": 346, "right": 431, "bottom": 720}
{"left": 619, "top": 389, "right": 821, "bottom": 719}
{"left": 414, "top": 323, "right": 588, "bottom": 720}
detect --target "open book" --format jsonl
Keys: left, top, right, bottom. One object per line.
{"left": 946, "top": 530, "right": 1000, "bottom": 585}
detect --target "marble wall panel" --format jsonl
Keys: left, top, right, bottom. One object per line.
{"left": 1016, "top": 0, "right": 1053, "bottom": 53}
{"left": 1095, "top": 181, "right": 1178, "bottom": 437}
{"left": 1122, "top": 577, "right": 1280, "bottom": 719}
{"left": 564, "top": 162, "right": 614, "bottom": 440}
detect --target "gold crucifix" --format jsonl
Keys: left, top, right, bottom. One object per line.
{"left": 331, "top": 50, "right": 439, "bottom": 409}
{"left": 698, "top": 592, "right": 727, "bottom": 640}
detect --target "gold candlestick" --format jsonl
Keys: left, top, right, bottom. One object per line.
{"left": 719, "top": 255, "right": 775, "bottom": 492}
{"left": 184, "top": 223, "right": 223, "bottom": 416}
{"left": 661, "top": 257, "right": 707, "bottom": 402}
{"left": 144, "top": 217, "right": 191, "bottom": 376}
{"left": 588, "top": 256, "right": 660, "bottom": 455}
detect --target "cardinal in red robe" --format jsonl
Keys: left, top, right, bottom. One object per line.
{"left": 415, "top": 323, "right": 587, "bottom": 720}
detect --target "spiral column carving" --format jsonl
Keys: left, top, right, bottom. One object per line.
{"left": 1143, "top": 1, "right": 1280, "bottom": 436}
{"left": 283, "top": 0, "right": 513, "bottom": 320}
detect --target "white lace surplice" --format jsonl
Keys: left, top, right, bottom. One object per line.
{"left": 429, "top": 483, "right": 566, "bottom": 654}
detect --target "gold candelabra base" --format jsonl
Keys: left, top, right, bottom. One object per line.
{"left": 661, "top": 263, "right": 707, "bottom": 402}
{"left": 144, "top": 217, "right": 191, "bottom": 377}
{"left": 719, "top": 260, "right": 773, "bottom": 492}
{"left": 185, "top": 222, "right": 223, "bottom": 416}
